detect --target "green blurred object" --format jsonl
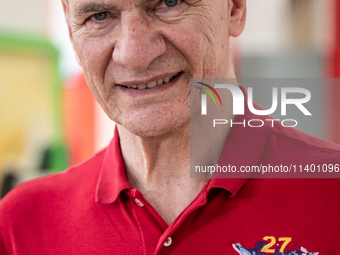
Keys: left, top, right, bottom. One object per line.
{"left": 0, "top": 30, "right": 68, "bottom": 173}
{"left": 51, "top": 142, "right": 68, "bottom": 173}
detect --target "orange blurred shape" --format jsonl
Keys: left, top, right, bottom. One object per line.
{"left": 63, "top": 72, "right": 95, "bottom": 166}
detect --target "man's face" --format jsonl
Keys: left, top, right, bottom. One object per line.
{"left": 64, "top": 0, "right": 245, "bottom": 136}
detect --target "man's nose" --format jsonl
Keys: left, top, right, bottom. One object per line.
{"left": 112, "top": 12, "right": 167, "bottom": 71}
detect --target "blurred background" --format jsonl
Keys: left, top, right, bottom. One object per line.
{"left": 0, "top": 0, "right": 340, "bottom": 198}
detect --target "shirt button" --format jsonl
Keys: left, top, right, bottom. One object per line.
{"left": 163, "top": 237, "right": 172, "bottom": 247}
{"left": 134, "top": 198, "right": 144, "bottom": 207}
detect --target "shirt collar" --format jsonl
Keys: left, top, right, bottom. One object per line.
{"left": 95, "top": 127, "right": 132, "bottom": 204}
{"left": 96, "top": 85, "right": 272, "bottom": 203}
{"left": 208, "top": 85, "right": 272, "bottom": 197}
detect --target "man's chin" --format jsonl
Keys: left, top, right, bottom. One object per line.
{"left": 119, "top": 117, "right": 189, "bottom": 138}
{"left": 123, "top": 124, "right": 179, "bottom": 138}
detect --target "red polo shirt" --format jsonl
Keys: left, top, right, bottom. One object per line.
{"left": 1, "top": 97, "right": 340, "bottom": 254}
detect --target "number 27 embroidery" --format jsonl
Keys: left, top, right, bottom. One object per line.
{"left": 261, "top": 236, "right": 292, "bottom": 253}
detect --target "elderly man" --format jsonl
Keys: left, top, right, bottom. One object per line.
{"left": 1, "top": 0, "right": 340, "bottom": 254}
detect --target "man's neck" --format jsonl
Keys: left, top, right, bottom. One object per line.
{"left": 118, "top": 122, "right": 191, "bottom": 189}
{"left": 118, "top": 123, "right": 203, "bottom": 225}
{"left": 117, "top": 83, "right": 236, "bottom": 225}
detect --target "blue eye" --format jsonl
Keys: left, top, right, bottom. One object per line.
{"left": 164, "top": 0, "right": 178, "bottom": 7}
{"left": 94, "top": 12, "right": 107, "bottom": 21}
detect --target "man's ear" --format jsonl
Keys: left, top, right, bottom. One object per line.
{"left": 61, "top": 0, "right": 81, "bottom": 65}
{"left": 229, "top": 0, "right": 247, "bottom": 37}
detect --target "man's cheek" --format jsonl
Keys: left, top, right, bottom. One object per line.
{"left": 165, "top": 24, "right": 204, "bottom": 62}
{"left": 77, "top": 46, "right": 105, "bottom": 75}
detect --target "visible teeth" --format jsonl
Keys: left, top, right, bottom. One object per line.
{"left": 138, "top": 83, "right": 147, "bottom": 89}
{"left": 147, "top": 80, "right": 157, "bottom": 88}
{"left": 125, "top": 73, "right": 180, "bottom": 89}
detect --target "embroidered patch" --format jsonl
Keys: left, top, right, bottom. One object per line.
{"left": 232, "top": 236, "right": 319, "bottom": 255}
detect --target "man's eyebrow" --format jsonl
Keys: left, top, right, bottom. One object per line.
{"left": 74, "top": 3, "right": 119, "bottom": 15}
{"left": 73, "top": 0, "right": 159, "bottom": 16}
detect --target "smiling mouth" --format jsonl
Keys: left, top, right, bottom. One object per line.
{"left": 120, "top": 72, "right": 182, "bottom": 89}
